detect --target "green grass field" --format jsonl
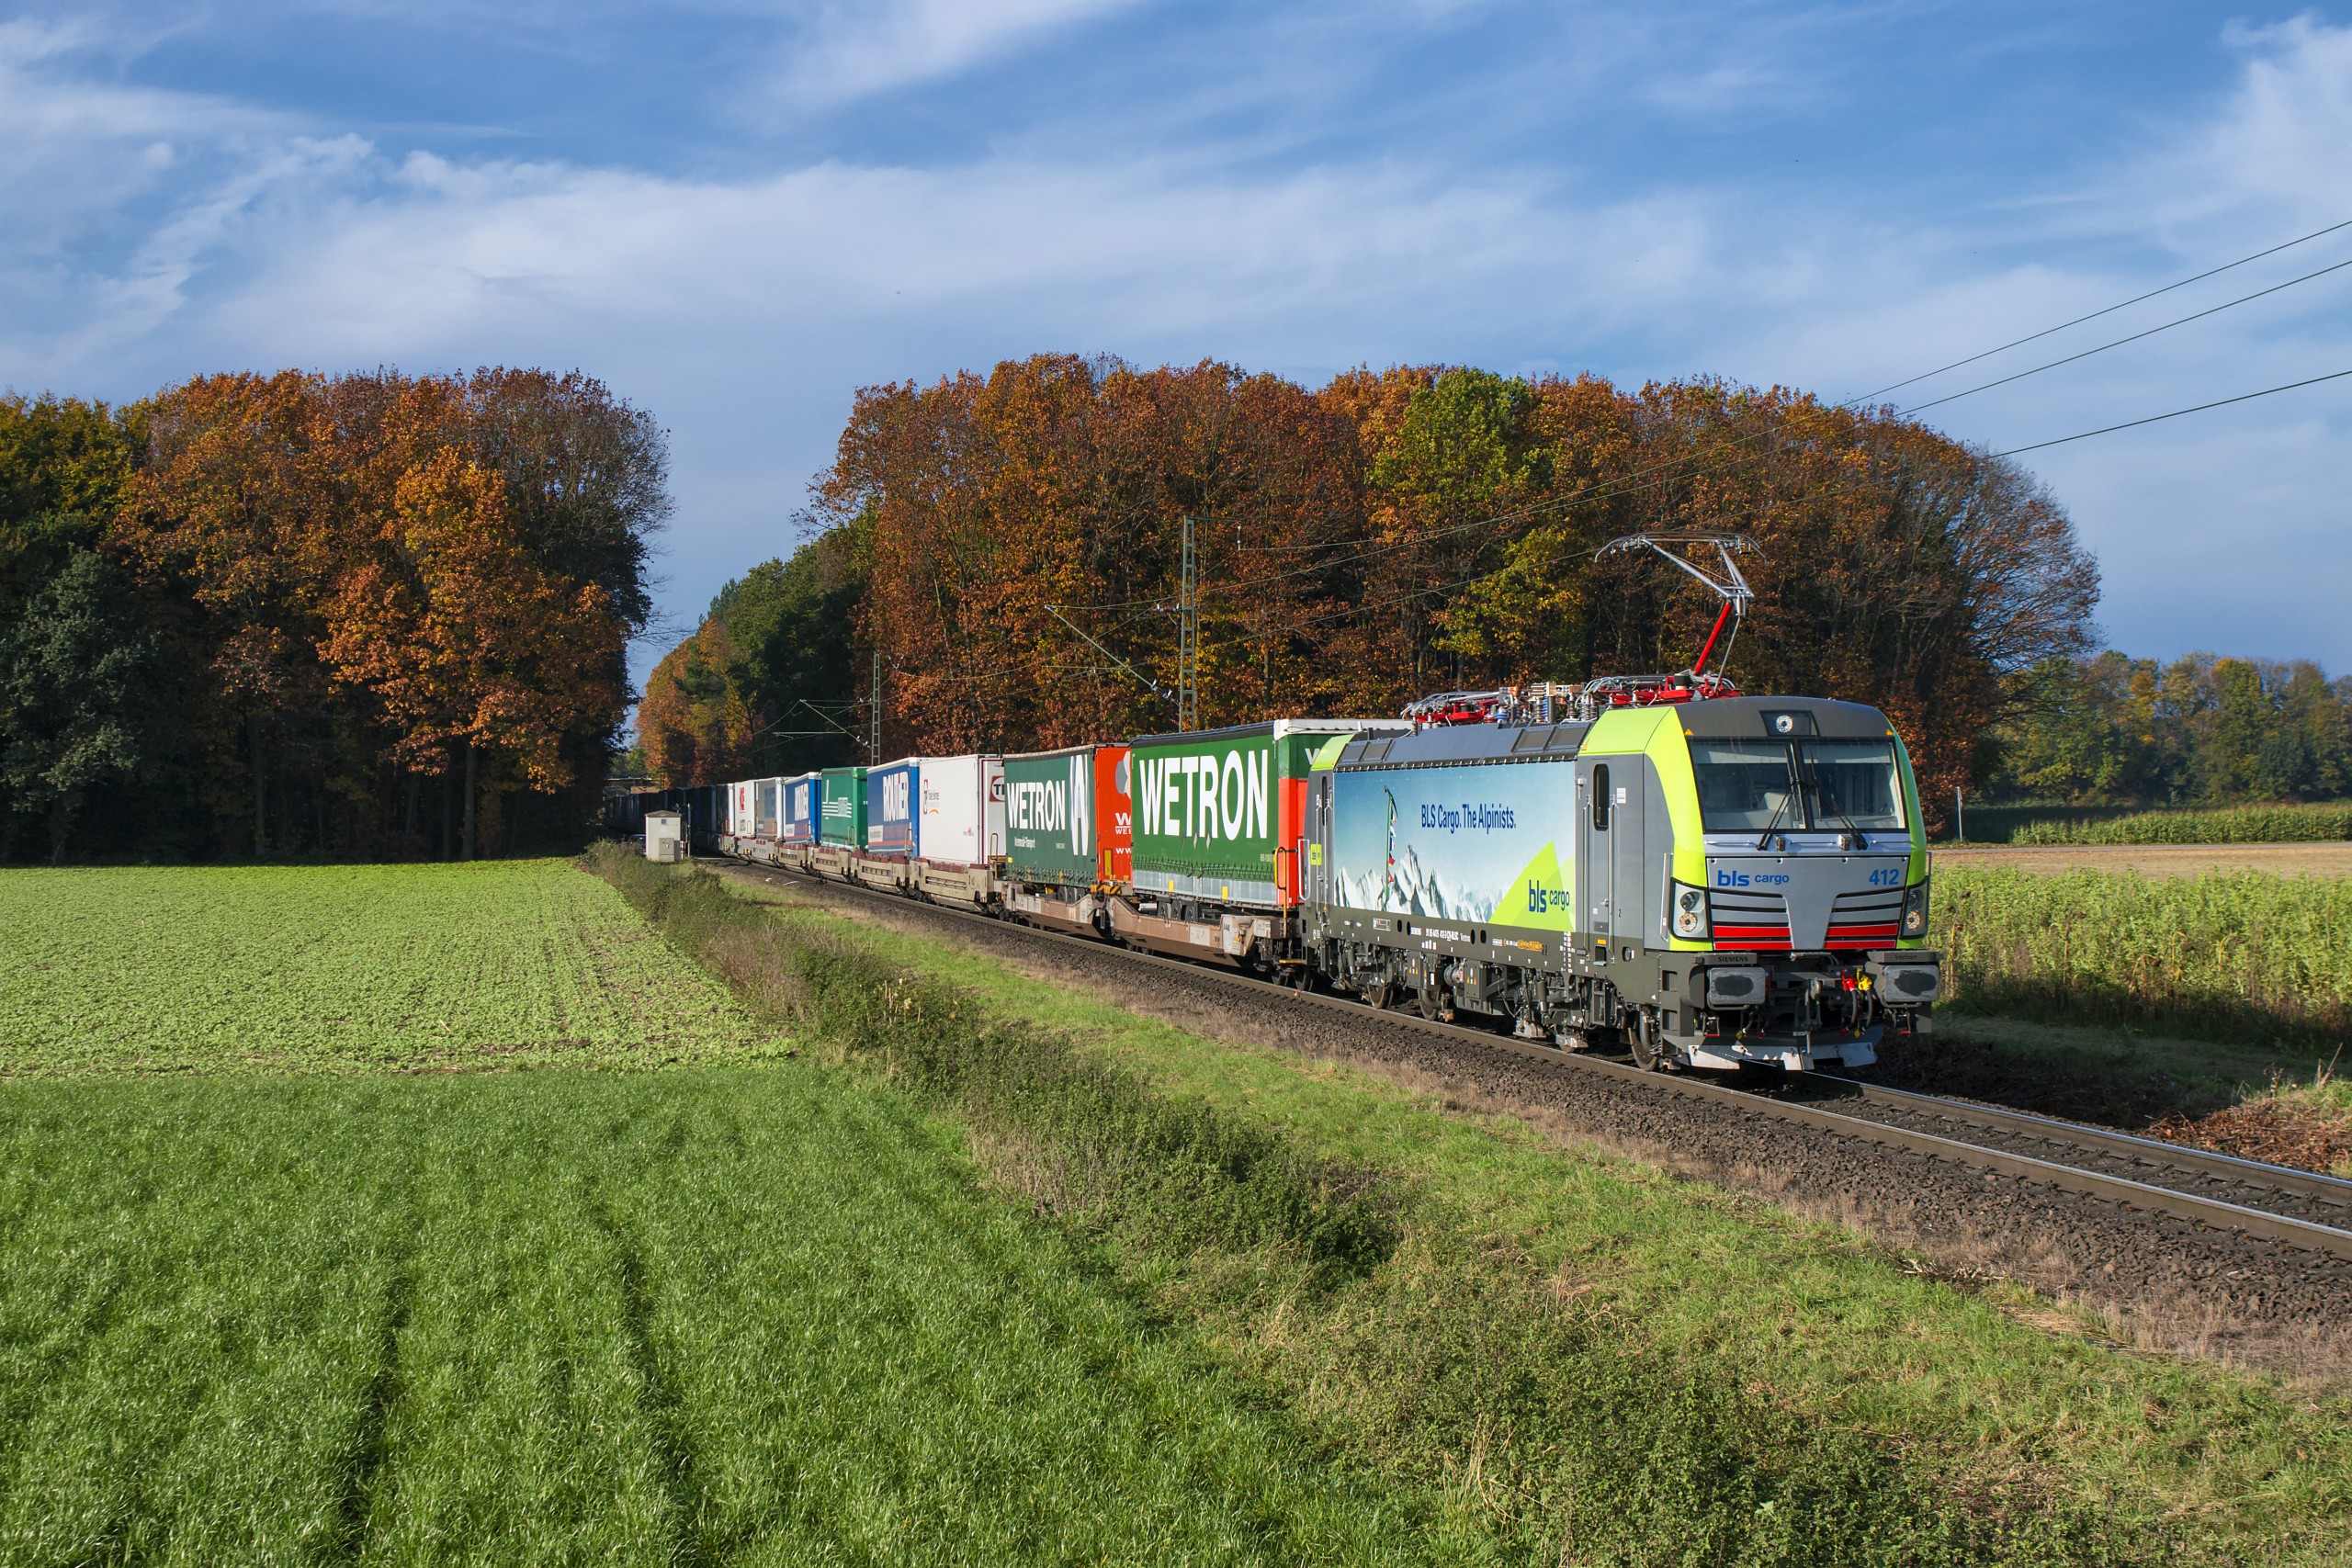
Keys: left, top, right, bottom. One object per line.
{"left": 7, "top": 855, "right": 2351, "bottom": 1565}
{"left": 0, "top": 1071, "right": 1429, "bottom": 1566}
{"left": 0, "top": 862, "right": 765, "bottom": 1073}
{"left": 0, "top": 863, "right": 1434, "bottom": 1564}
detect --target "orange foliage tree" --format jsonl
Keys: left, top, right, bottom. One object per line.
{"left": 636, "top": 616, "right": 759, "bottom": 786}
{"left": 794, "top": 355, "right": 2098, "bottom": 823}
{"left": 109, "top": 367, "right": 657, "bottom": 856}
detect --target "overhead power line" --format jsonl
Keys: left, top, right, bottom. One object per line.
{"left": 1989, "top": 367, "right": 2352, "bottom": 457}
{"left": 1848, "top": 213, "right": 2352, "bottom": 404}
{"left": 1898, "top": 251, "right": 2352, "bottom": 415}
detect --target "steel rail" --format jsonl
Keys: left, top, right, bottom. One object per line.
{"left": 729, "top": 862, "right": 2352, "bottom": 1260}
{"left": 1806, "top": 1074, "right": 2352, "bottom": 1213}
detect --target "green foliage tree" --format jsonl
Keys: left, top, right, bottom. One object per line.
{"left": 1989, "top": 650, "right": 2352, "bottom": 807}
{"left": 1, "top": 547, "right": 165, "bottom": 862}
{"left": 710, "top": 520, "right": 870, "bottom": 775}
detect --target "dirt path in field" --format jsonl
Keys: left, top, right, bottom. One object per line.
{"left": 1932, "top": 841, "right": 2352, "bottom": 878}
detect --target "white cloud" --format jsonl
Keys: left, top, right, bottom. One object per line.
{"left": 2175, "top": 15, "right": 2352, "bottom": 228}
{"left": 777, "top": 0, "right": 1145, "bottom": 108}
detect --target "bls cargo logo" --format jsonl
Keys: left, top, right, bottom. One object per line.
{"left": 1715, "top": 869, "right": 1792, "bottom": 887}
{"left": 1524, "top": 883, "right": 1569, "bottom": 914}
{"left": 880, "top": 773, "right": 910, "bottom": 821}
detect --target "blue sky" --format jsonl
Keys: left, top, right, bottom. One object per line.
{"left": 5, "top": 1, "right": 2350, "bottom": 682}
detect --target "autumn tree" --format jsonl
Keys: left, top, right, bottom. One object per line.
{"left": 322, "top": 446, "right": 625, "bottom": 857}
{"left": 637, "top": 616, "right": 758, "bottom": 785}
{"left": 782, "top": 355, "right": 2100, "bottom": 823}
{"left": 85, "top": 366, "right": 657, "bottom": 861}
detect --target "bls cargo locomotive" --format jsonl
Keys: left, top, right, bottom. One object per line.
{"left": 635, "top": 683, "right": 1941, "bottom": 1075}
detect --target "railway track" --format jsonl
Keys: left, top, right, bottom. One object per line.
{"left": 734, "top": 862, "right": 2352, "bottom": 1263}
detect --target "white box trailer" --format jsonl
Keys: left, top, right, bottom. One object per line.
{"left": 727, "top": 780, "right": 759, "bottom": 839}
{"left": 916, "top": 753, "right": 1005, "bottom": 868}
{"left": 752, "top": 777, "right": 785, "bottom": 839}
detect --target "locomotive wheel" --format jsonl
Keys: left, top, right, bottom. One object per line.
{"left": 1628, "top": 1013, "right": 1660, "bottom": 1070}
{"left": 1418, "top": 986, "right": 1453, "bottom": 1024}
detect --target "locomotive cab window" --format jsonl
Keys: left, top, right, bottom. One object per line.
{"left": 1690, "top": 740, "right": 1796, "bottom": 831}
{"left": 1801, "top": 739, "right": 1905, "bottom": 831}
{"left": 1690, "top": 738, "right": 1906, "bottom": 832}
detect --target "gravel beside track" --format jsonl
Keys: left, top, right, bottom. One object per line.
{"left": 1779, "top": 1078, "right": 2352, "bottom": 1232}
{"left": 726, "top": 863, "right": 2352, "bottom": 1375}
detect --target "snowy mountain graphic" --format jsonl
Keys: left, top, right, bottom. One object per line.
{"left": 1341, "top": 842, "right": 1498, "bottom": 922}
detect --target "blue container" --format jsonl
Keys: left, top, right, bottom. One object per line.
{"left": 776, "top": 773, "right": 819, "bottom": 845}
{"left": 865, "top": 759, "right": 921, "bottom": 855}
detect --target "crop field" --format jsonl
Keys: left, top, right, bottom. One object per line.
{"left": 2006, "top": 801, "right": 2352, "bottom": 846}
{"left": 0, "top": 862, "right": 764, "bottom": 1074}
{"left": 0, "top": 1071, "right": 1427, "bottom": 1565}
{"left": 1936, "top": 841, "right": 2352, "bottom": 880}
{"left": 1934, "top": 863, "right": 2352, "bottom": 1048}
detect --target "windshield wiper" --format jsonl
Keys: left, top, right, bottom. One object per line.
{"left": 1752, "top": 752, "right": 1798, "bottom": 850}
{"left": 1799, "top": 749, "right": 1867, "bottom": 850}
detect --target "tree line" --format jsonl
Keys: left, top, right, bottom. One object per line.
{"left": 1, "top": 370, "right": 662, "bottom": 863}
{"left": 1989, "top": 651, "right": 2352, "bottom": 806}
{"left": 646, "top": 355, "right": 2102, "bottom": 826}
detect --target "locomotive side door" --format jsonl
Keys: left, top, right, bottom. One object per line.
{"left": 1307, "top": 773, "right": 1334, "bottom": 908}
{"left": 1610, "top": 759, "right": 1647, "bottom": 956}
{"left": 1576, "top": 761, "right": 1611, "bottom": 941}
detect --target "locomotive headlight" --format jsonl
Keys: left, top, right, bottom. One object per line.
{"left": 1900, "top": 878, "right": 1930, "bottom": 937}
{"left": 1671, "top": 881, "right": 1711, "bottom": 940}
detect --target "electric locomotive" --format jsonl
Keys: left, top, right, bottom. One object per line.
{"left": 1301, "top": 694, "right": 1940, "bottom": 1071}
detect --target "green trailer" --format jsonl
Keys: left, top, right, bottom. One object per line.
{"left": 819, "top": 767, "right": 867, "bottom": 848}
{"left": 1001, "top": 746, "right": 1099, "bottom": 891}
{"left": 1125, "top": 720, "right": 1402, "bottom": 913}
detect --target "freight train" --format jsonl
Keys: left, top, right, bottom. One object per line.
{"left": 608, "top": 690, "right": 1941, "bottom": 1074}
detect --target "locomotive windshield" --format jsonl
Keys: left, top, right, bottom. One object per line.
{"left": 1690, "top": 739, "right": 1906, "bottom": 832}
{"left": 1801, "top": 739, "right": 1906, "bottom": 831}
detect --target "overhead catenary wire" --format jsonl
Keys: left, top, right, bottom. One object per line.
{"left": 1846, "top": 213, "right": 2352, "bottom": 404}
{"left": 1895, "top": 251, "right": 2352, "bottom": 416}
{"left": 1987, "top": 367, "right": 2352, "bottom": 457}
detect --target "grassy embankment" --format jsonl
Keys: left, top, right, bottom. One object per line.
{"left": 623, "top": 852, "right": 2352, "bottom": 1565}
{"left": 0, "top": 862, "right": 1440, "bottom": 1565}
{"left": 1928, "top": 863, "right": 2352, "bottom": 1163}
